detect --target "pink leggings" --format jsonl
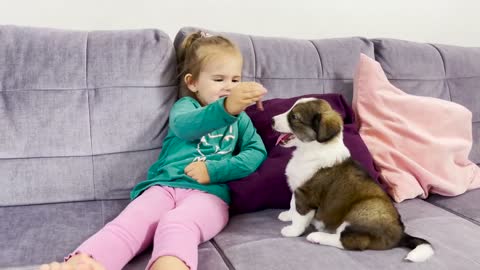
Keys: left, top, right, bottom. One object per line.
{"left": 66, "top": 186, "right": 229, "bottom": 270}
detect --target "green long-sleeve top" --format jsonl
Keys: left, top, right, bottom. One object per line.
{"left": 130, "top": 96, "right": 267, "bottom": 204}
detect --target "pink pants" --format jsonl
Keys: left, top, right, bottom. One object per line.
{"left": 66, "top": 186, "right": 229, "bottom": 270}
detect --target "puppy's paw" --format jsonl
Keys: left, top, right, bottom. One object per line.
{"left": 306, "top": 232, "right": 344, "bottom": 249}
{"left": 278, "top": 211, "right": 292, "bottom": 222}
{"left": 281, "top": 225, "right": 304, "bottom": 237}
{"left": 306, "top": 232, "right": 324, "bottom": 244}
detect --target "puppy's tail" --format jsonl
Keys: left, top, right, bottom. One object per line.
{"left": 399, "top": 233, "right": 434, "bottom": 262}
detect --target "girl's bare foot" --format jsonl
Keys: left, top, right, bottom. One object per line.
{"left": 39, "top": 253, "right": 105, "bottom": 270}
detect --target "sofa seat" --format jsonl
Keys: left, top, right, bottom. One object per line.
{"left": 427, "top": 188, "right": 480, "bottom": 225}
{"left": 213, "top": 200, "right": 480, "bottom": 270}
{"left": 0, "top": 200, "right": 229, "bottom": 270}
{"left": 3, "top": 198, "right": 480, "bottom": 270}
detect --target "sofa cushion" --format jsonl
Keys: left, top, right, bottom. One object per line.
{"left": 0, "top": 26, "right": 178, "bottom": 206}
{"left": 353, "top": 53, "right": 480, "bottom": 202}
{"left": 373, "top": 38, "right": 480, "bottom": 165}
{"left": 214, "top": 200, "right": 480, "bottom": 270}
{"left": 0, "top": 200, "right": 229, "bottom": 270}
{"left": 228, "top": 93, "right": 381, "bottom": 214}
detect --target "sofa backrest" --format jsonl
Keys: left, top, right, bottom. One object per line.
{"left": 175, "top": 27, "right": 480, "bottom": 165}
{"left": 2, "top": 25, "right": 479, "bottom": 206}
{"left": 0, "top": 25, "right": 178, "bottom": 206}
{"left": 175, "top": 27, "right": 375, "bottom": 104}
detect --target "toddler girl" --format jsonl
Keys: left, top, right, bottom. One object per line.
{"left": 39, "top": 31, "right": 267, "bottom": 270}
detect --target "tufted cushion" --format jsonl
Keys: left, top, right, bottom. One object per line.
{"left": 0, "top": 26, "right": 178, "bottom": 205}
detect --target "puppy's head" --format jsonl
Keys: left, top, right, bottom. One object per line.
{"left": 272, "top": 98, "right": 343, "bottom": 147}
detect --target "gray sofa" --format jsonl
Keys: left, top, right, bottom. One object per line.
{"left": 1, "top": 25, "right": 479, "bottom": 270}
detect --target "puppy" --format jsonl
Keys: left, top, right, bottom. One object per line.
{"left": 272, "top": 98, "right": 434, "bottom": 262}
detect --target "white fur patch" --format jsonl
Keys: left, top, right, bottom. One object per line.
{"left": 306, "top": 222, "right": 348, "bottom": 249}
{"left": 311, "top": 220, "right": 325, "bottom": 231}
{"left": 278, "top": 210, "right": 292, "bottom": 222}
{"left": 278, "top": 195, "right": 296, "bottom": 222}
{"left": 285, "top": 135, "right": 350, "bottom": 190}
{"left": 281, "top": 224, "right": 305, "bottom": 237}
{"left": 405, "top": 244, "right": 434, "bottom": 262}
{"left": 281, "top": 208, "right": 315, "bottom": 237}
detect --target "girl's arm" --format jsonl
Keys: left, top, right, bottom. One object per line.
{"left": 170, "top": 97, "right": 237, "bottom": 141}
{"left": 205, "top": 113, "right": 267, "bottom": 183}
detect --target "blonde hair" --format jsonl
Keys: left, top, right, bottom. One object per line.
{"left": 176, "top": 31, "right": 242, "bottom": 98}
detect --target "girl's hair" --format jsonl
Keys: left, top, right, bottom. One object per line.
{"left": 176, "top": 31, "right": 241, "bottom": 98}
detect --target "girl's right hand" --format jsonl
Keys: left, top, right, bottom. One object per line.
{"left": 224, "top": 82, "right": 267, "bottom": 115}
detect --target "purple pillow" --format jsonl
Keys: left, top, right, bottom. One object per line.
{"left": 227, "top": 93, "right": 382, "bottom": 215}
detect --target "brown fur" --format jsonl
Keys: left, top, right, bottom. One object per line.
{"left": 294, "top": 158, "right": 404, "bottom": 250}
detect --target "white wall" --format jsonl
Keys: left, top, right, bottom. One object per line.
{"left": 1, "top": 0, "right": 479, "bottom": 46}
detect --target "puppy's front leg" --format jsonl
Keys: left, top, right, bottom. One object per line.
{"left": 311, "top": 219, "right": 326, "bottom": 231}
{"left": 281, "top": 194, "right": 314, "bottom": 237}
{"left": 278, "top": 195, "right": 295, "bottom": 222}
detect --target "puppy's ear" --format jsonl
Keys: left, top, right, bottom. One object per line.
{"left": 312, "top": 113, "right": 322, "bottom": 136}
{"left": 314, "top": 111, "right": 342, "bottom": 143}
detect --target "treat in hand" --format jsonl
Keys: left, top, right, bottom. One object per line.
{"left": 225, "top": 82, "right": 267, "bottom": 115}
{"left": 256, "top": 100, "right": 264, "bottom": 111}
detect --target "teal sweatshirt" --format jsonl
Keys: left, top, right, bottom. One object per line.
{"left": 130, "top": 96, "right": 267, "bottom": 204}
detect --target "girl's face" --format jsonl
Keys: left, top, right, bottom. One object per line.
{"left": 185, "top": 51, "right": 243, "bottom": 106}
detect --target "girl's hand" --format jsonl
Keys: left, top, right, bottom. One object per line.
{"left": 224, "top": 82, "right": 267, "bottom": 115}
{"left": 185, "top": 161, "right": 210, "bottom": 184}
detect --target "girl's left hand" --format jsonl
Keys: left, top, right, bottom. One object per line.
{"left": 184, "top": 161, "right": 210, "bottom": 184}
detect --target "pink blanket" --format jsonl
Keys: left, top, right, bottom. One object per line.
{"left": 353, "top": 54, "right": 480, "bottom": 202}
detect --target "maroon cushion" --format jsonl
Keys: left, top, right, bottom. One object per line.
{"left": 227, "top": 93, "right": 383, "bottom": 215}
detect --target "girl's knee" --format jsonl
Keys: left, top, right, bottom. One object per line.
{"left": 157, "top": 213, "right": 198, "bottom": 233}
{"left": 149, "top": 255, "right": 190, "bottom": 270}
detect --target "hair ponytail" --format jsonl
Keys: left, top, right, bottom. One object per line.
{"left": 176, "top": 31, "right": 203, "bottom": 78}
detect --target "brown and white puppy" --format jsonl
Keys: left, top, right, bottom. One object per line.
{"left": 272, "top": 98, "right": 434, "bottom": 262}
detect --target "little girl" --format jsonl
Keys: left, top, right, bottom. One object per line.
{"left": 39, "top": 31, "right": 267, "bottom": 270}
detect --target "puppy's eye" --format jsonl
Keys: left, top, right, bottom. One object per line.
{"left": 290, "top": 113, "right": 299, "bottom": 121}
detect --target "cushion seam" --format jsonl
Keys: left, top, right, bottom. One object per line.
{"left": 2, "top": 198, "right": 129, "bottom": 208}
{"left": 248, "top": 35, "right": 257, "bottom": 82}
{"left": 211, "top": 239, "right": 236, "bottom": 270}
{"left": 0, "top": 85, "right": 177, "bottom": 92}
{"left": 426, "top": 200, "right": 480, "bottom": 226}
{"left": 86, "top": 32, "right": 96, "bottom": 201}
{"left": 308, "top": 40, "right": 324, "bottom": 93}
{"left": 429, "top": 43, "right": 453, "bottom": 101}
{"left": 0, "top": 146, "right": 162, "bottom": 160}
